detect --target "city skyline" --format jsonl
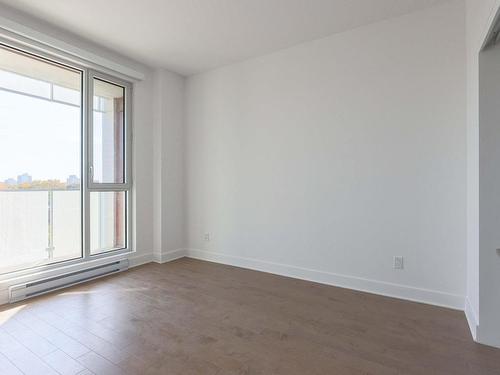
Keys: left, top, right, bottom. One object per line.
{"left": 0, "top": 172, "right": 81, "bottom": 190}
{"left": 2, "top": 172, "right": 80, "bottom": 183}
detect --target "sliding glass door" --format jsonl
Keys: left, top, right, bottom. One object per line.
{"left": 0, "top": 42, "right": 131, "bottom": 275}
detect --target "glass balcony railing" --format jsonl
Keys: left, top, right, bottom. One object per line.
{"left": 0, "top": 189, "right": 81, "bottom": 274}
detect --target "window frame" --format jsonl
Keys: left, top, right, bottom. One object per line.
{"left": 86, "top": 70, "right": 132, "bottom": 257}
{"left": 0, "top": 38, "right": 134, "bottom": 277}
{"left": 87, "top": 70, "right": 132, "bottom": 190}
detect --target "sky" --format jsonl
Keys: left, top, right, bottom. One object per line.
{"left": 0, "top": 90, "right": 81, "bottom": 182}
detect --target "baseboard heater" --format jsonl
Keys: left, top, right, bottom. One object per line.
{"left": 9, "top": 259, "right": 129, "bottom": 303}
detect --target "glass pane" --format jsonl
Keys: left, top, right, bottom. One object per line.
{"left": 53, "top": 85, "right": 81, "bottom": 106}
{"left": 0, "top": 69, "right": 51, "bottom": 98}
{"left": 92, "top": 78, "right": 125, "bottom": 184}
{"left": 0, "top": 45, "right": 82, "bottom": 274}
{"left": 90, "top": 191, "right": 126, "bottom": 255}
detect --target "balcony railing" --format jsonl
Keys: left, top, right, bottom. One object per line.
{"left": 0, "top": 189, "right": 81, "bottom": 274}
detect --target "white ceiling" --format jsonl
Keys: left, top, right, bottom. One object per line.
{"left": 0, "top": 0, "right": 448, "bottom": 76}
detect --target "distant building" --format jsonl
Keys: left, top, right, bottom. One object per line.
{"left": 4, "top": 178, "right": 16, "bottom": 186}
{"left": 66, "top": 175, "right": 80, "bottom": 187}
{"left": 17, "top": 173, "right": 32, "bottom": 184}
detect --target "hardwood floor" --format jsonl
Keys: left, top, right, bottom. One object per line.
{"left": 0, "top": 258, "right": 499, "bottom": 375}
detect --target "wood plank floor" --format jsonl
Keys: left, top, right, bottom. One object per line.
{"left": 0, "top": 258, "right": 499, "bottom": 375}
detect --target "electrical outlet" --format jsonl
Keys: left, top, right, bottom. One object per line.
{"left": 393, "top": 256, "right": 404, "bottom": 270}
{"left": 204, "top": 233, "right": 210, "bottom": 241}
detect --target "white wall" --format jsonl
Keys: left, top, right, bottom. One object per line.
{"left": 465, "top": 0, "right": 500, "bottom": 343}
{"left": 131, "top": 70, "right": 155, "bottom": 263}
{"left": 479, "top": 43, "right": 500, "bottom": 348}
{"left": 185, "top": 0, "right": 467, "bottom": 309}
{"left": 153, "top": 69, "right": 186, "bottom": 263}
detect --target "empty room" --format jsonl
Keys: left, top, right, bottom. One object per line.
{"left": 1, "top": 0, "right": 500, "bottom": 374}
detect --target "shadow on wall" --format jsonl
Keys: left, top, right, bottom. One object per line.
{"left": 478, "top": 37, "right": 500, "bottom": 348}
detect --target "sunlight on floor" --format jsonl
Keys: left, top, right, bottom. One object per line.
{"left": 0, "top": 304, "right": 26, "bottom": 326}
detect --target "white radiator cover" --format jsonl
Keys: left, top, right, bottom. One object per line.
{"left": 9, "top": 259, "right": 129, "bottom": 303}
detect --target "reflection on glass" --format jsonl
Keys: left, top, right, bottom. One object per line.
{"left": 92, "top": 79, "right": 125, "bottom": 184}
{"left": 90, "top": 191, "right": 126, "bottom": 255}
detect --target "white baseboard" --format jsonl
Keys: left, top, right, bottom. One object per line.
{"left": 128, "top": 252, "right": 153, "bottom": 268}
{"left": 186, "top": 249, "right": 465, "bottom": 310}
{"left": 0, "top": 289, "right": 8, "bottom": 306}
{"left": 0, "top": 248, "right": 466, "bottom": 317}
{"left": 153, "top": 249, "right": 187, "bottom": 264}
{"left": 464, "top": 297, "right": 479, "bottom": 340}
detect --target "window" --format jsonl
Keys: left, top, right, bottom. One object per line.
{"left": 0, "top": 43, "right": 132, "bottom": 275}
{"left": 87, "top": 72, "right": 131, "bottom": 256}
{"left": 91, "top": 78, "right": 125, "bottom": 184}
{"left": 90, "top": 191, "right": 126, "bottom": 254}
